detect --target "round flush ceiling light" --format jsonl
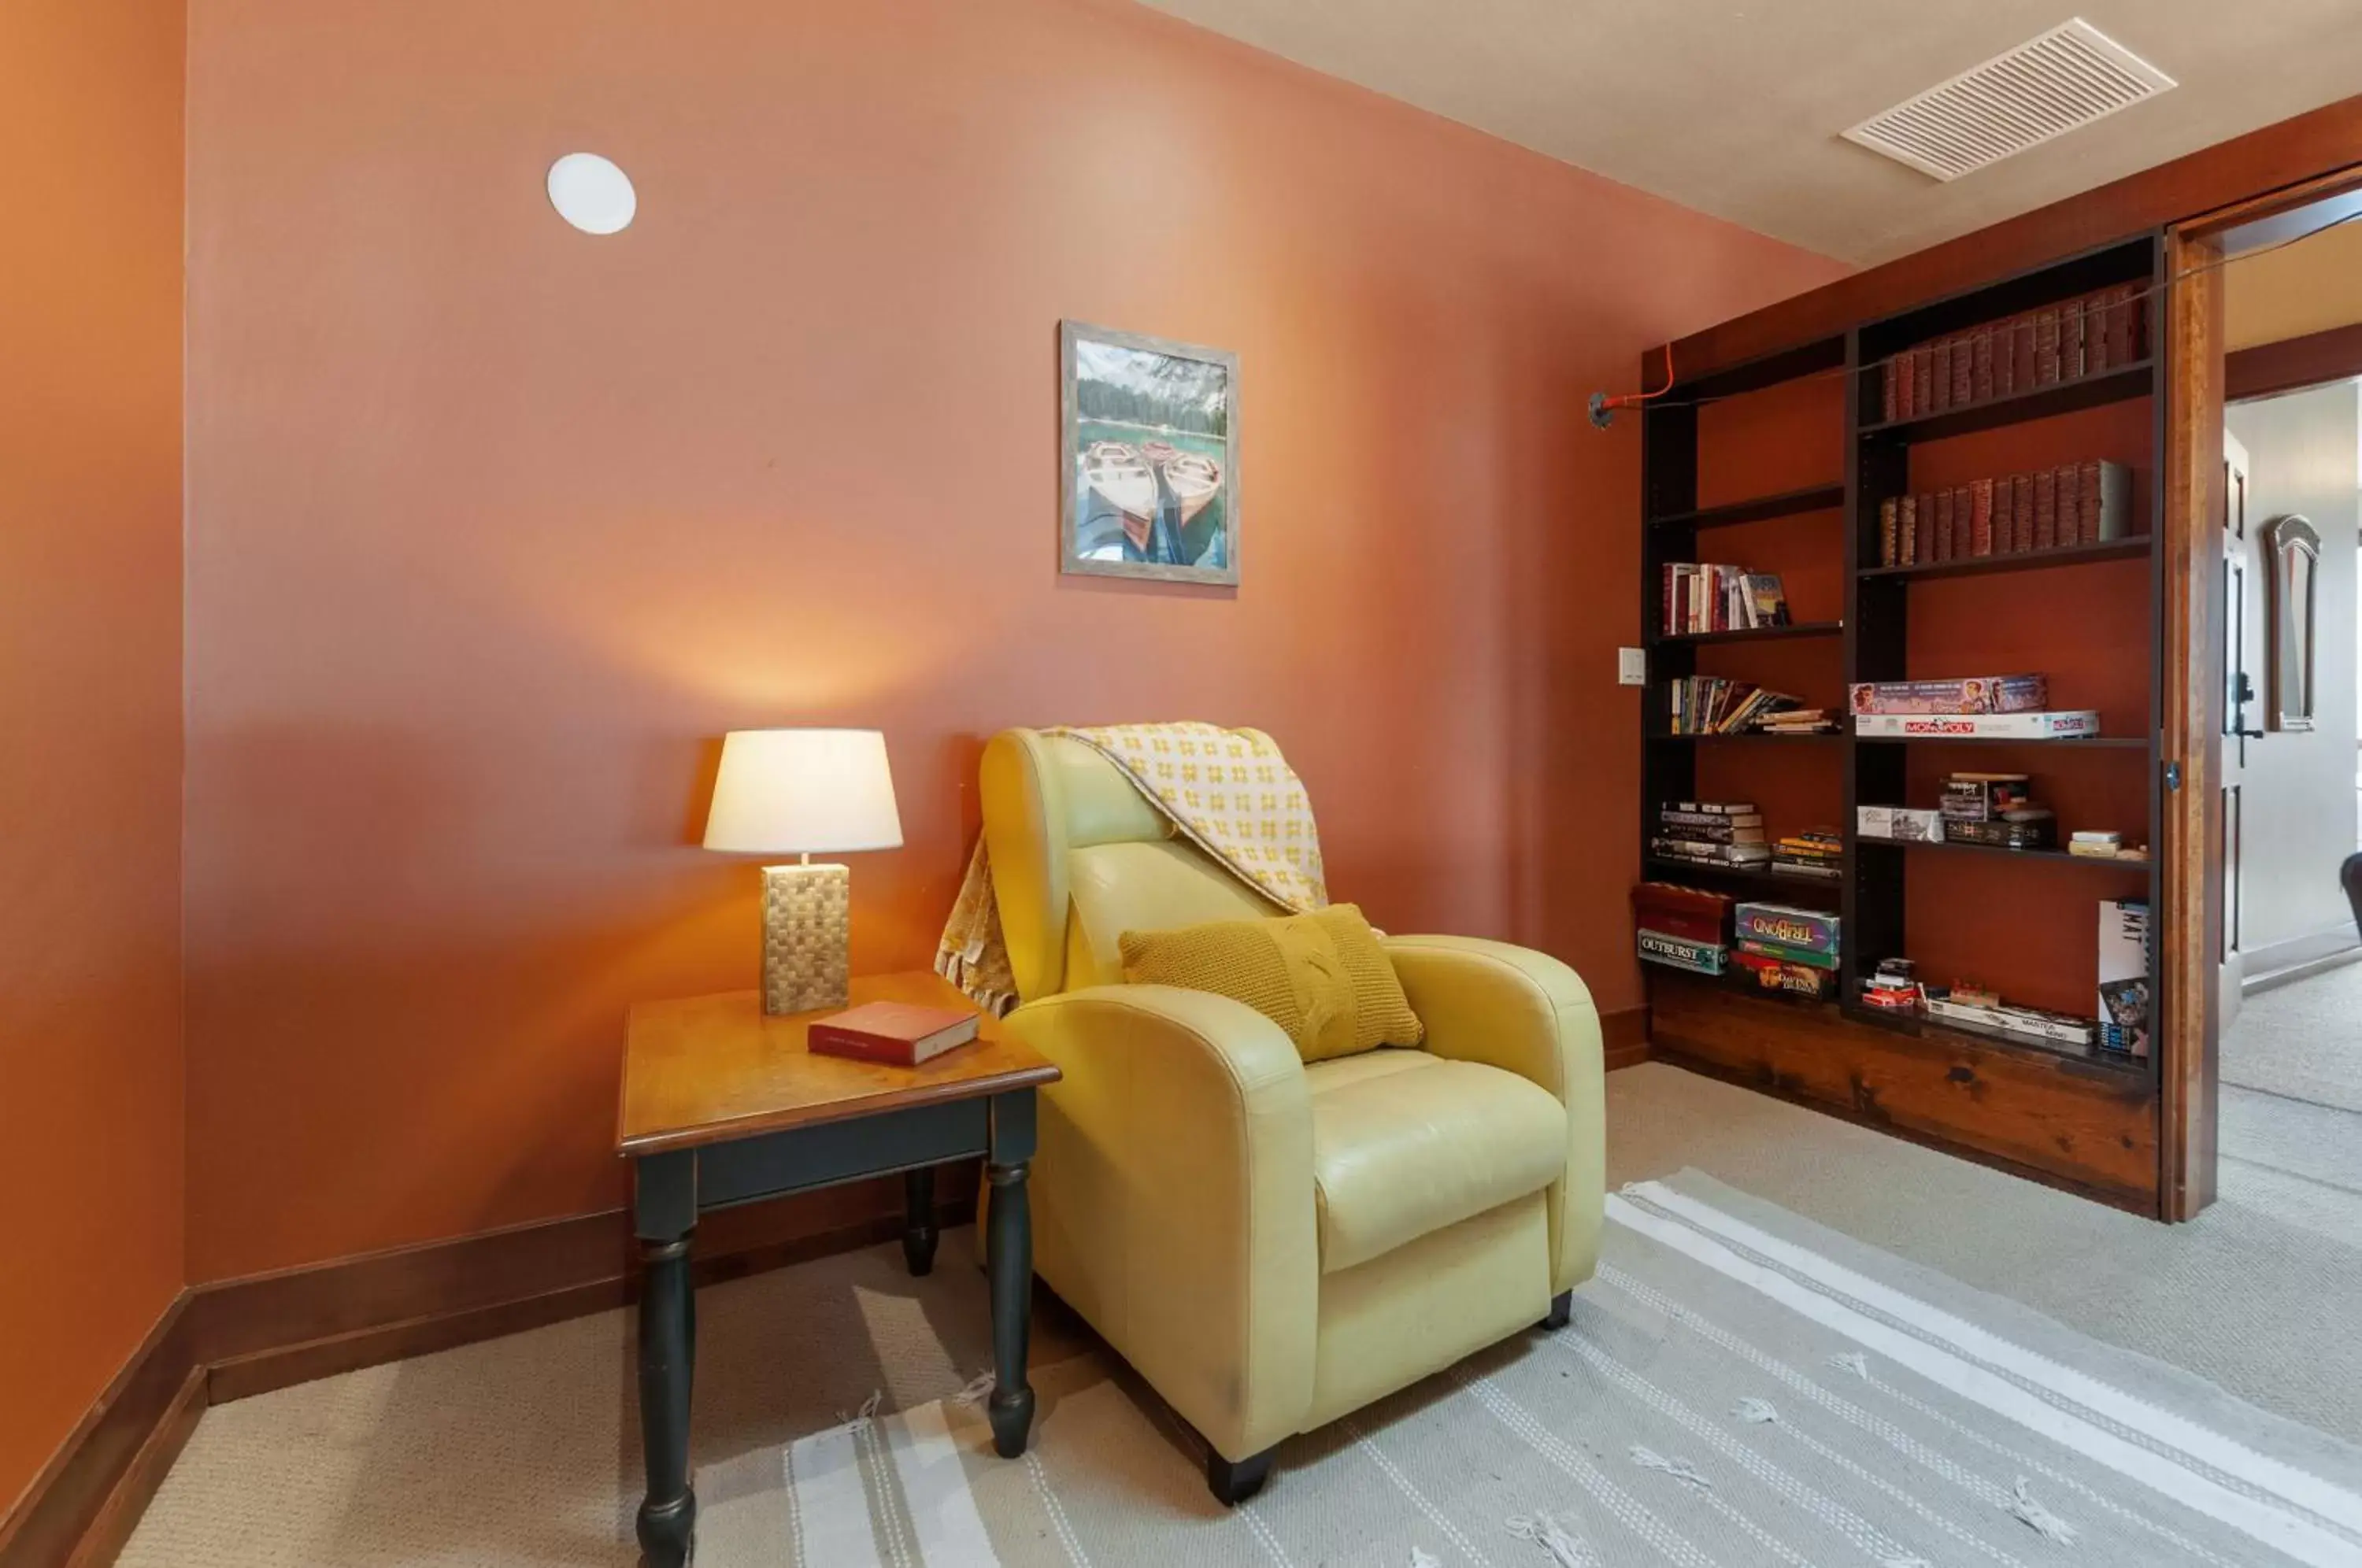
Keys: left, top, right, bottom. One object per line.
{"left": 546, "top": 153, "right": 636, "bottom": 235}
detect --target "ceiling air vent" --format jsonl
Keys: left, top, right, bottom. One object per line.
{"left": 1842, "top": 19, "right": 2175, "bottom": 181}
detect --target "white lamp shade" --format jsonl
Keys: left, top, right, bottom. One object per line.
{"left": 702, "top": 729, "right": 904, "bottom": 855}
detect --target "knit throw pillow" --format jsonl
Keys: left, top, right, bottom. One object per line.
{"left": 1118, "top": 904, "right": 1423, "bottom": 1063}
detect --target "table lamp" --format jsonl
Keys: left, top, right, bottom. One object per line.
{"left": 703, "top": 728, "right": 903, "bottom": 1015}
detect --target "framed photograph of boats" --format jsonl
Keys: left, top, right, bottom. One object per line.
{"left": 1061, "top": 320, "right": 1238, "bottom": 585}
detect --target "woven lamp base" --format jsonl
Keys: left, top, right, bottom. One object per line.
{"left": 760, "top": 862, "right": 850, "bottom": 1015}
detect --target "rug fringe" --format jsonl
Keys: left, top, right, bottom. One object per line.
{"left": 1505, "top": 1511, "right": 1597, "bottom": 1566}
{"left": 951, "top": 1371, "right": 996, "bottom": 1407}
{"left": 1827, "top": 1350, "right": 1871, "bottom": 1378}
{"left": 1731, "top": 1396, "right": 1779, "bottom": 1424}
{"left": 2005, "top": 1477, "right": 2080, "bottom": 1545}
{"left": 1627, "top": 1446, "right": 1714, "bottom": 1488}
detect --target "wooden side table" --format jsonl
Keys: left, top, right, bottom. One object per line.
{"left": 616, "top": 971, "right": 1059, "bottom": 1568}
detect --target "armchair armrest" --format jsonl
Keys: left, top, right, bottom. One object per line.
{"left": 1380, "top": 936, "right": 1605, "bottom": 1294}
{"left": 1003, "top": 985, "right": 1319, "bottom": 1459}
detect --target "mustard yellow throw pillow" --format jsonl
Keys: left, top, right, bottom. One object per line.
{"left": 1118, "top": 904, "right": 1423, "bottom": 1063}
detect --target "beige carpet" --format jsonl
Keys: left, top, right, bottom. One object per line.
{"left": 2222, "top": 957, "right": 2362, "bottom": 1114}
{"left": 120, "top": 1064, "right": 2362, "bottom": 1565}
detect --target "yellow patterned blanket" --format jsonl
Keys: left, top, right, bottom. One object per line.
{"left": 935, "top": 723, "right": 1327, "bottom": 1012}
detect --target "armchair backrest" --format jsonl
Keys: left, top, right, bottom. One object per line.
{"left": 980, "top": 728, "right": 1282, "bottom": 1002}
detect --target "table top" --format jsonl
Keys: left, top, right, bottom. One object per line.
{"left": 616, "top": 971, "right": 1057, "bottom": 1156}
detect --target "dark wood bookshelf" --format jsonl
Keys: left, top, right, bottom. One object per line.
{"left": 1649, "top": 619, "right": 1843, "bottom": 649}
{"left": 1857, "top": 360, "right": 2153, "bottom": 444}
{"left": 1647, "top": 483, "right": 1846, "bottom": 532}
{"left": 1857, "top": 536, "right": 2152, "bottom": 582}
{"left": 1635, "top": 231, "right": 2169, "bottom": 1211}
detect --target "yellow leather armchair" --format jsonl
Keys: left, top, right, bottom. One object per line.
{"left": 980, "top": 730, "right": 1605, "bottom": 1503}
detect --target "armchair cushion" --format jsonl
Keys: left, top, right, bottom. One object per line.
{"left": 1120, "top": 904, "right": 1423, "bottom": 1063}
{"left": 1304, "top": 1048, "right": 1567, "bottom": 1274}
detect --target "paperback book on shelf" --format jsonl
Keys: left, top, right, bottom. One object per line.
{"left": 1666, "top": 677, "right": 1809, "bottom": 734}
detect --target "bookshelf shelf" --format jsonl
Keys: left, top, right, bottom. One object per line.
{"left": 1646, "top": 730, "right": 1842, "bottom": 742}
{"left": 1858, "top": 360, "right": 2153, "bottom": 444}
{"left": 1649, "top": 619, "right": 1843, "bottom": 648}
{"left": 1852, "top": 734, "right": 2148, "bottom": 749}
{"left": 1857, "top": 536, "right": 2151, "bottom": 582}
{"left": 1857, "top": 837, "right": 2152, "bottom": 874}
{"left": 1841, "top": 999, "right": 2148, "bottom": 1079}
{"left": 1647, "top": 483, "right": 1846, "bottom": 532}
{"left": 1642, "top": 857, "right": 1844, "bottom": 899}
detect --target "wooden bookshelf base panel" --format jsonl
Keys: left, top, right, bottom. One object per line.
{"left": 1648, "top": 977, "right": 2158, "bottom": 1211}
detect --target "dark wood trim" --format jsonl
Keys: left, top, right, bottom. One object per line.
{"left": 1, "top": 1167, "right": 973, "bottom": 1567}
{"left": 1669, "top": 94, "right": 2362, "bottom": 386}
{"left": 0, "top": 1299, "right": 195, "bottom": 1568}
{"left": 1649, "top": 979, "right": 2158, "bottom": 1210}
{"left": 2226, "top": 320, "right": 2362, "bottom": 402}
{"left": 2159, "top": 227, "right": 2228, "bottom": 1222}
{"left": 1602, "top": 1004, "right": 1650, "bottom": 1071}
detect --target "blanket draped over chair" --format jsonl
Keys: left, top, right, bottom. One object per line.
{"left": 935, "top": 722, "right": 1327, "bottom": 1012}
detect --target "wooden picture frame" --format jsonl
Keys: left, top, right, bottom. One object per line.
{"left": 2264, "top": 513, "right": 2320, "bottom": 731}
{"left": 1060, "top": 320, "right": 1239, "bottom": 586}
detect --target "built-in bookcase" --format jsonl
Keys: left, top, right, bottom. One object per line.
{"left": 1637, "top": 234, "right": 2170, "bottom": 1210}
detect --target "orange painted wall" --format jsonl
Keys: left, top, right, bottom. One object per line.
{"left": 180, "top": 0, "right": 1845, "bottom": 1280}
{"left": 0, "top": 0, "right": 187, "bottom": 1515}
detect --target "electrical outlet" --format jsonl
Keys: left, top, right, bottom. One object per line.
{"left": 1617, "top": 647, "right": 1648, "bottom": 686}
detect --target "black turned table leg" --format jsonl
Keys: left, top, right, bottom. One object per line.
{"left": 634, "top": 1152, "right": 698, "bottom": 1568}
{"left": 985, "top": 1092, "right": 1038, "bottom": 1459}
{"left": 903, "top": 1165, "right": 939, "bottom": 1276}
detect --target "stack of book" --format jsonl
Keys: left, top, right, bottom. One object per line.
{"left": 1772, "top": 829, "right": 1843, "bottom": 881}
{"left": 1878, "top": 282, "right": 2145, "bottom": 423}
{"left": 1940, "top": 771, "right": 2055, "bottom": 849}
{"left": 1731, "top": 901, "right": 1839, "bottom": 1000}
{"left": 1754, "top": 705, "right": 1838, "bottom": 736}
{"left": 1660, "top": 564, "right": 1790, "bottom": 635}
{"left": 1650, "top": 801, "right": 1768, "bottom": 870}
{"left": 1667, "top": 679, "right": 1817, "bottom": 734}
{"left": 1875, "top": 460, "right": 2132, "bottom": 567}
{"left": 1632, "top": 882, "right": 1732, "bottom": 977}
{"left": 1848, "top": 675, "right": 2101, "bottom": 741}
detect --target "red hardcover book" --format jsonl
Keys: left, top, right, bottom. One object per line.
{"left": 1971, "top": 328, "right": 1995, "bottom": 404}
{"left": 2010, "top": 313, "right": 2038, "bottom": 394}
{"left": 2034, "top": 469, "right": 2058, "bottom": 549}
{"left": 1929, "top": 338, "right": 1953, "bottom": 412}
{"left": 2012, "top": 474, "right": 2035, "bottom": 552}
{"left": 1970, "top": 478, "right": 1995, "bottom": 556}
{"left": 2060, "top": 298, "right": 2086, "bottom": 382}
{"left": 1897, "top": 495, "right": 1919, "bottom": 564}
{"left": 2086, "top": 290, "right": 2113, "bottom": 373}
{"left": 2033, "top": 307, "right": 2062, "bottom": 386}
{"left": 1879, "top": 497, "right": 1898, "bottom": 566}
{"left": 1950, "top": 485, "right": 1972, "bottom": 558}
{"left": 1992, "top": 475, "right": 2017, "bottom": 553}
{"left": 2056, "top": 463, "right": 2083, "bottom": 544}
{"left": 1894, "top": 347, "right": 1916, "bottom": 420}
{"left": 1949, "top": 334, "right": 1973, "bottom": 407}
{"left": 1933, "top": 488, "right": 1955, "bottom": 561}
{"left": 808, "top": 1000, "right": 981, "bottom": 1066}
{"left": 2121, "top": 283, "right": 2146, "bottom": 364}
{"left": 1912, "top": 345, "right": 1936, "bottom": 415}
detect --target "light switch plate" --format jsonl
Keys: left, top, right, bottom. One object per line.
{"left": 1617, "top": 647, "right": 1648, "bottom": 686}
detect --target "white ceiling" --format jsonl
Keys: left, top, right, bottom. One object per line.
{"left": 1135, "top": 1, "right": 2362, "bottom": 265}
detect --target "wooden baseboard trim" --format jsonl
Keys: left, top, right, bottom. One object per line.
{"left": 2, "top": 1169, "right": 972, "bottom": 1568}
{"left": 1602, "top": 1004, "right": 1651, "bottom": 1071}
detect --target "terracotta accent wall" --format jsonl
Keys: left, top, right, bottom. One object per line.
{"left": 0, "top": 0, "right": 187, "bottom": 1515}
{"left": 183, "top": 0, "right": 1846, "bottom": 1280}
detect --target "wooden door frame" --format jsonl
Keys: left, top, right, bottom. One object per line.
{"left": 2160, "top": 165, "right": 2362, "bottom": 1219}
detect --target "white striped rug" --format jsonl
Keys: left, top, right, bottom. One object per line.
{"left": 694, "top": 1170, "right": 2362, "bottom": 1567}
